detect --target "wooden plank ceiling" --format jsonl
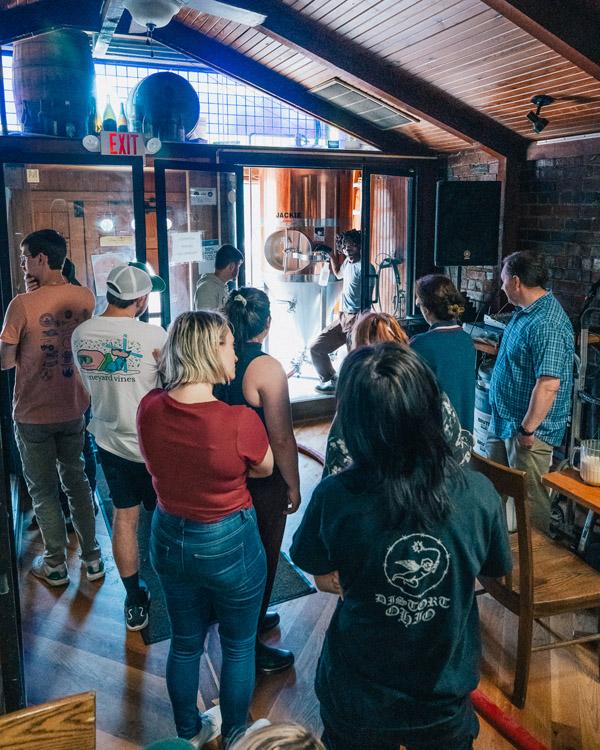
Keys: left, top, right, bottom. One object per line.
{"left": 177, "top": 0, "right": 600, "bottom": 153}
{"left": 2, "top": 0, "right": 600, "bottom": 153}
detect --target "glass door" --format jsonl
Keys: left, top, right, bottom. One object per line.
{"left": 360, "top": 168, "right": 415, "bottom": 318}
{"left": 2, "top": 160, "right": 146, "bottom": 314}
{"left": 154, "top": 162, "right": 243, "bottom": 327}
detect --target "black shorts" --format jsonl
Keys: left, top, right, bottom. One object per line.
{"left": 97, "top": 446, "right": 156, "bottom": 511}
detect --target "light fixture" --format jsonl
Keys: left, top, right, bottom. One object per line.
{"left": 124, "top": 0, "right": 181, "bottom": 29}
{"left": 124, "top": 0, "right": 266, "bottom": 34}
{"left": 526, "top": 95, "right": 554, "bottom": 134}
{"left": 98, "top": 217, "right": 115, "bottom": 233}
{"left": 166, "top": 217, "right": 173, "bottom": 230}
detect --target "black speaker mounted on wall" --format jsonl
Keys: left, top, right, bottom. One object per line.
{"left": 435, "top": 181, "right": 501, "bottom": 266}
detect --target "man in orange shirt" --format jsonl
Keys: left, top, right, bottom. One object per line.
{"left": 0, "top": 230, "right": 103, "bottom": 586}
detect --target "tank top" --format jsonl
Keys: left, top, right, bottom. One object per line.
{"left": 218, "top": 342, "right": 267, "bottom": 424}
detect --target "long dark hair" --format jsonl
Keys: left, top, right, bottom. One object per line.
{"left": 336, "top": 342, "right": 455, "bottom": 528}
{"left": 223, "top": 286, "right": 271, "bottom": 357}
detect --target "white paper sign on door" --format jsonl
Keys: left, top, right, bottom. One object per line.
{"left": 191, "top": 187, "right": 217, "bottom": 205}
{"left": 171, "top": 231, "right": 204, "bottom": 265}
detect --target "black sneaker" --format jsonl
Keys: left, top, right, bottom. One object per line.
{"left": 124, "top": 591, "right": 150, "bottom": 631}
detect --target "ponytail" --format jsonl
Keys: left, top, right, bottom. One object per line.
{"left": 223, "top": 287, "right": 271, "bottom": 357}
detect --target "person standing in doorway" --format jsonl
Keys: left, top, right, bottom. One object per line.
{"left": 0, "top": 229, "right": 103, "bottom": 586}
{"left": 72, "top": 263, "right": 167, "bottom": 631}
{"left": 486, "top": 251, "right": 574, "bottom": 533}
{"left": 194, "top": 244, "right": 244, "bottom": 311}
{"left": 309, "top": 230, "right": 375, "bottom": 394}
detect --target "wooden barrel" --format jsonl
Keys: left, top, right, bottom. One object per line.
{"left": 127, "top": 72, "right": 199, "bottom": 141}
{"left": 12, "top": 30, "right": 95, "bottom": 137}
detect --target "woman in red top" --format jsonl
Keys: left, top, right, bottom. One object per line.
{"left": 137, "top": 311, "right": 273, "bottom": 747}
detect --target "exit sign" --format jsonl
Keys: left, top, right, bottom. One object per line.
{"left": 100, "top": 131, "right": 145, "bottom": 156}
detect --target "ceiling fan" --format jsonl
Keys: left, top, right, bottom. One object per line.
{"left": 124, "top": 0, "right": 266, "bottom": 33}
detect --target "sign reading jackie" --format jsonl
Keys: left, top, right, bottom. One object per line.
{"left": 276, "top": 211, "right": 302, "bottom": 218}
{"left": 100, "top": 131, "right": 146, "bottom": 156}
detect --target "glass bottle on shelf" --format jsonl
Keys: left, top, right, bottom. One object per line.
{"left": 49, "top": 100, "right": 59, "bottom": 136}
{"left": 177, "top": 114, "right": 186, "bottom": 142}
{"left": 133, "top": 105, "right": 143, "bottom": 134}
{"left": 21, "top": 101, "right": 33, "bottom": 133}
{"left": 87, "top": 97, "right": 99, "bottom": 135}
{"left": 64, "top": 101, "right": 77, "bottom": 138}
{"left": 117, "top": 103, "right": 129, "bottom": 133}
{"left": 142, "top": 112, "right": 153, "bottom": 139}
{"left": 102, "top": 96, "right": 117, "bottom": 131}
{"left": 37, "top": 100, "right": 47, "bottom": 135}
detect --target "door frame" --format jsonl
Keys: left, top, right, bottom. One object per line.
{"left": 154, "top": 160, "right": 244, "bottom": 328}
{"left": 0, "top": 153, "right": 146, "bottom": 712}
{"left": 360, "top": 166, "right": 416, "bottom": 313}
{"left": 216, "top": 152, "right": 422, "bottom": 313}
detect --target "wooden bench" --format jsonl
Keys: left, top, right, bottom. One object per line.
{"left": 0, "top": 691, "right": 95, "bottom": 750}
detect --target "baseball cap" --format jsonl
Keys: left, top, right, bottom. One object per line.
{"left": 106, "top": 263, "right": 166, "bottom": 301}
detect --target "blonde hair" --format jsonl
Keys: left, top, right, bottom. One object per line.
{"left": 352, "top": 311, "right": 409, "bottom": 349}
{"left": 228, "top": 724, "right": 325, "bottom": 750}
{"left": 159, "top": 311, "right": 230, "bottom": 389}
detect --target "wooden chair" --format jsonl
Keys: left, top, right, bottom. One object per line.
{"left": 0, "top": 691, "right": 95, "bottom": 750}
{"left": 471, "top": 452, "right": 600, "bottom": 708}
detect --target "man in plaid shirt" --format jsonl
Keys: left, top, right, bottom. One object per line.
{"left": 487, "top": 251, "right": 574, "bottom": 533}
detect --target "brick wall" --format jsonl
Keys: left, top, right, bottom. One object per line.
{"left": 445, "top": 149, "right": 600, "bottom": 320}
{"left": 519, "top": 154, "right": 600, "bottom": 320}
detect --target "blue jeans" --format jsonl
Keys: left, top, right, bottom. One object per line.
{"left": 151, "top": 506, "right": 266, "bottom": 742}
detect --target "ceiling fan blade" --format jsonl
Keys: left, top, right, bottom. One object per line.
{"left": 128, "top": 18, "right": 149, "bottom": 33}
{"left": 186, "top": 0, "right": 266, "bottom": 26}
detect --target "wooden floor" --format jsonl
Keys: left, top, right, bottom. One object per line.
{"left": 17, "top": 421, "right": 600, "bottom": 749}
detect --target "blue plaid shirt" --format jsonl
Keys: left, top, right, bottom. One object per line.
{"left": 489, "top": 292, "right": 574, "bottom": 446}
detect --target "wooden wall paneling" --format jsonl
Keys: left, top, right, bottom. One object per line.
{"left": 5, "top": 180, "right": 32, "bottom": 295}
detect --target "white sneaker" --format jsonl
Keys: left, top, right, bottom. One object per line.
{"left": 188, "top": 705, "right": 222, "bottom": 748}
{"left": 245, "top": 719, "right": 271, "bottom": 735}
{"left": 315, "top": 377, "right": 337, "bottom": 394}
{"left": 84, "top": 557, "right": 105, "bottom": 582}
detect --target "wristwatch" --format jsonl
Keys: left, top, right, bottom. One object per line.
{"left": 517, "top": 425, "right": 535, "bottom": 437}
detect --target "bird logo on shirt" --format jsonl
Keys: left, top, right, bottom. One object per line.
{"left": 384, "top": 534, "right": 449, "bottom": 598}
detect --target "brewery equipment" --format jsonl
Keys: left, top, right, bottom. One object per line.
{"left": 263, "top": 228, "right": 342, "bottom": 375}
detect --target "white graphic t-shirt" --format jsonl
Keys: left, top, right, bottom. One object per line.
{"left": 72, "top": 316, "right": 167, "bottom": 462}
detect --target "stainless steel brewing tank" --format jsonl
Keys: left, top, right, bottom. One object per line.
{"left": 266, "top": 274, "right": 342, "bottom": 347}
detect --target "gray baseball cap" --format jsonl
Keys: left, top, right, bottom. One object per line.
{"left": 106, "top": 263, "right": 166, "bottom": 300}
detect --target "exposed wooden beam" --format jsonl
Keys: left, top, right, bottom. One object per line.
{"left": 479, "top": 0, "right": 600, "bottom": 81}
{"left": 94, "top": 0, "right": 127, "bottom": 57}
{"left": 0, "top": 0, "right": 102, "bottom": 45}
{"left": 153, "top": 21, "right": 433, "bottom": 156}
{"left": 219, "top": 0, "right": 528, "bottom": 158}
